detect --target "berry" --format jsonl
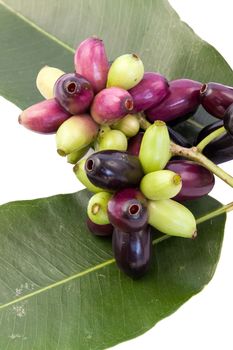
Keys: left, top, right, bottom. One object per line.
{"left": 90, "top": 87, "right": 133, "bottom": 125}
{"left": 74, "top": 37, "right": 109, "bottom": 93}
{"left": 18, "top": 98, "right": 70, "bottom": 134}
{"left": 73, "top": 159, "right": 103, "bottom": 193}
{"left": 107, "top": 53, "right": 144, "bottom": 90}
{"left": 98, "top": 129, "right": 128, "bottom": 151}
{"left": 85, "top": 150, "right": 144, "bottom": 191}
{"left": 223, "top": 103, "right": 233, "bottom": 136}
{"left": 36, "top": 65, "right": 65, "bottom": 99}
{"left": 67, "top": 146, "right": 89, "bottom": 164}
{"left": 54, "top": 72, "right": 94, "bottom": 114}
{"left": 112, "top": 114, "right": 140, "bottom": 137}
{"left": 107, "top": 188, "right": 148, "bottom": 232}
{"left": 140, "top": 170, "right": 182, "bottom": 200}
{"left": 87, "top": 192, "right": 112, "bottom": 225}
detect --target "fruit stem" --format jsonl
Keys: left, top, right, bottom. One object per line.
{"left": 196, "top": 126, "right": 226, "bottom": 152}
{"left": 137, "top": 112, "right": 152, "bottom": 130}
{"left": 152, "top": 201, "right": 233, "bottom": 245}
{"left": 170, "top": 142, "right": 233, "bottom": 187}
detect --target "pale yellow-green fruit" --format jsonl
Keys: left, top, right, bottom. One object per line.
{"left": 56, "top": 114, "right": 99, "bottom": 156}
{"left": 98, "top": 129, "right": 128, "bottom": 151}
{"left": 148, "top": 199, "right": 197, "bottom": 239}
{"left": 36, "top": 65, "right": 65, "bottom": 99}
{"left": 67, "top": 146, "right": 89, "bottom": 164}
{"left": 139, "top": 120, "right": 171, "bottom": 173}
{"left": 73, "top": 159, "right": 103, "bottom": 193}
{"left": 107, "top": 54, "right": 144, "bottom": 90}
{"left": 112, "top": 114, "right": 140, "bottom": 137}
{"left": 87, "top": 192, "right": 112, "bottom": 225}
{"left": 140, "top": 170, "right": 182, "bottom": 200}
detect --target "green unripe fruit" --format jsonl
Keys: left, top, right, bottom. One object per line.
{"left": 87, "top": 192, "right": 112, "bottom": 225}
{"left": 139, "top": 120, "right": 171, "bottom": 173}
{"left": 112, "top": 114, "right": 140, "bottom": 137}
{"left": 56, "top": 114, "right": 99, "bottom": 156}
{"left": 73, "top": 159, "right": 103, "bottom": 193}
{"left": 98, "top": 129, "right": 128, "bottom": 151}
{"left": 148, "top": 199, "right": 197, "bottom": 239}
{"left": 36, "top": 65, "right": 65, "bottom": 99}
{"left": 107, "top": 54, "right": 144, "bottom": 90}
{"left": 67, "top": 146, "right": 89, "bottom": 164}
{"left": 140, "top": 170, "right": 182, "bottom": 200}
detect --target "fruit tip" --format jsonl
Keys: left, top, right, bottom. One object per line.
{"left": 57, "top": 149, "right": 66, "bottom": 157}
{"left": 192, "top": 230, "right": 198, "bottom": 239}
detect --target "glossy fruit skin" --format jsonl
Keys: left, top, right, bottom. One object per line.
{"left": 165, "top": 160, "right": 215, "bottom": 201}
{"left": 73, "top": 159, "right": 103, "bottom": 193}
{"left": 56, "top": 114, "right": 99, "bottom": 156}
{"left": 195, "top": 120, "right": 233, "bottom": 164}
{"left": 90, "top": 87, "right": 134, "bottom": 125}
{"left": 167, "top": 127, "right": 192, "bottom": 148}
{"left": 86, "top": 218, "right": 113, "bottom": 236}
{"left": 195, "top": 120, "right": 223, "bottom": 145}
{"left": 74, "top": 37, "right": 109, "bottom": 93}
{"left": 146, "top": 79, "right": 202, "bottom": 123}
{"left": 67, "top": 146, "right": 89, "bottom": 164}
{"left": 107, "top": 188, "right": 148, "bottom": 232}
{"left": 18, "top": 98, "right": 70, "bottom": 133}
{"left": 140, "top": 170, "right": 182, "bottom": 200}
{"left": 200, "top": 82, "right": 233, "bottom": 118}
{"left": 112, "top": 226, "right": 152, "bottom": 279}
{"left": 112, "top": 114, "right": 140, "bottom": 137}
{"left": 36, "top": 65, "right": 65, "bottom": 99}
{"left": 129, "top": 72, "right": 169, "bottom": 113}
{"left": 223, "top": 103, "right": 233, "bottom": 136}
{"left": 85, "top": 150, "right": 144, "bottom": 191}
{"left": 98, "top": 129, "right": 128, "bottom": 151}
{"left": 107, "top": 53, "right": 144, "bottom": 90}
{"left": 87, "top": 192, "right": 112, "bottom": 225}
{"left": 148, "top": 199, "right": 197, "bottom": 239}
{"left": 139, "top": 120, "right": 171, "bottom": 173}
{"left": 127, "top": 132, "right": 144, "bottom": 156}
{"left": 54, "top": 73, "right": 94, "bottom": 114}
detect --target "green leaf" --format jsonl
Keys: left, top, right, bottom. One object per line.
{"left": 0, "top": 1, "right": 231, "bottom": 348}
{"left": 0, "top": 191, "right": 226, "bottom": 349}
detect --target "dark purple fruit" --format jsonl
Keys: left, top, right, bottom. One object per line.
{"left": 90, "top": 87, "right": 134, "bottom": 125}
{"left": 74, "top": 37, "right": 109, "bottom": 93}
{"left": 165, "top": 160, "right": 215, "bottom": 201}
{"left": 146, "top": 79, "right": 202, "bottom": 123}
{"left": 127, "top": 132, "right": 144, "bottom": 156}
{"left": 167, "top": 127, "right": 192, "bottom": 148}
{"left": 112, "top": 225, "right": 152, "bottom": 279}
{"left": 18, "top": 98, "right": 70, "bottom": 133}
{"left": 195, "top": 120, "right": 223, "bottom": 145}
{"left": 85, "top": 150, "right": 144, "bottom": 191}
{"left": 128, "top": 72, "right": 169, "bottom": 113}
{"left": 200, "top": 82, "right": 233, "bottom": 118}
{"left": 54, "top": 73, "right": 94, "bottom": 114}
{"left": 86, "top": 218, "right": 113, "bottom": 236}
{"left": 107, "top": 188, "right": 148, "bottom": 232}
{"left": 223, "top": 103, "right": 233, "bottom": 136}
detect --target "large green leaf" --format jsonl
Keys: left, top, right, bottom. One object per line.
{"left": 0, "top": 191, "right": 226, "bottom": 349}
{"left": 0, "top": 0, "right": 231, "bottom": 348}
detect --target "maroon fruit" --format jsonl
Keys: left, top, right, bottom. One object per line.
{"left": 90, "top": 87, "right": 134, "bottom": 125}
{"left": 128, "top": 72, "right": 169, "bottom": 113}
{"left": 86, "top": 218, "right": 113, "bottom": 236}
{"left": 146, "top": 79, "right": 202, "bottom": 123}
{"left": 112, "top": 225, "right": 152, "bottom": 279}
{"left": 54, "top": 73, "right": 94, "bottom": 114}
{"left": 107, "top": 188, "right": 148, "bottom": 232}
{"left": 127, "top": 132, "right": 144, "bottom": 156}
{"left": 195, "top": 120, "right": 223, "bottom": 145}
{"left": 166, "top": 160, "right": 215, "bottom": 201}
{"left": 85, "top": 150, "right": 144, "bottom": 191}
{"left": 223, "top": 103, "right": 233, "bottom": 136}
{"left": 200, "top": 82, "right": 233, "bottom": 118}
{"left": 18, "top": 98, "right": 70, "bottom": 133}
{"left": 74, "top": 37, "right": 109, "bottom": 93}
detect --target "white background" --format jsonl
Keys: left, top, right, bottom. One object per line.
{"left": 0, "top": 0, "right": 233, "bottom": 349}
